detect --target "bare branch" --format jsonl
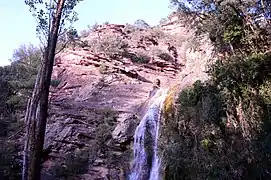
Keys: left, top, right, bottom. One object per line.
{"left": 55, "top": 41, "right": 69, "bottom": 55}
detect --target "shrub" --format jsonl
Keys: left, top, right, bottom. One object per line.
{"left": 260, "top": 80, "right": 271, "bottom": 104}
{"left": 161, "top": 53, "right": 271, "bottom": 179}
{"left": 123, "top": 24, "right": 138, "bottom": 34}
{"left": 178, "top": 80, "right": 203, "bottom": 108}
{"left": 123, "top": 50, "right": 151, "bottom": 64}
{"left": 11, "top": 43, "right": 41, "bottom": 66}
{"left": 209, "top": 53, "right": 271, "bottom": 93}
{"left": 89, "top": 34, "right": 129, "bottom": 57}
{"left": 88, "top": 22, "right": 99, "bottom": 32}
{"left": 103, "top": 21, "right": 109, "bottom": 25}
{"left": 50, "top": 79, "right": 61, "bottom": 88}
{"left": 159, "top": 18, "right": 168, "bottom": 25}
{"left": 133, "top": 52, "right": 151, "bottom": 64}
{"left": 133, "top": 19, "right": 150, "bottom": 29}
{"left": 0, "top": 140, "right": 21, "bottom": 179}
{"left": 160, "top": 81, "right": 228, "bottom": 179}
{"left": 157, "top": 52, "right": 174, "bottom": 62}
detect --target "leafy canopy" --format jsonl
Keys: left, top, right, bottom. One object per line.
{"left": 25, "top": 0, "right": 83, "bottom": 44}
{"left": 170, "top": 0, "right": 271, "bottom": 54}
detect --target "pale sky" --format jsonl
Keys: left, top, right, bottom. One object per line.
{"left": 0, "top": 0, "right": 172, "bottom": 66}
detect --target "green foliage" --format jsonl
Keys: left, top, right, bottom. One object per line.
{"left": 161, "top": 52, "right": 271, "bottom": 179}
{"left": 171, "top": 0, "right": 270, "bottom": 54}
{"left": 25, "top": 0, "right": 83, "bottom": 59}
{"left": 123, "top": 50, "right": 151, "bottom": 64}
{"left": 158, "top": 52, "right": 173, "bottom": 61}
{"left": 209, "top": 53, "right": 271, "bottom": 97}
{"left": 154, "top": 49, "right": 174, "bottom": 62}
{"left": 133, "top": 19, "right": 150, "bottom": 29}
{"left": 50, "top": 79, "right": 61, "bottom": 88}
{"left": 103, "top": 21, "right": 110, "bottom": 25}
{"left": 0, "top": 44, "right": 41, "bottom": 110}
{"left": 11, "top": 43, "right": 41, "bottom": 67}
{"left": 159, "top": 18, "right": 168, "bottom": 25}
{"left": 25, "top": 0, "right": 82, "bottom": 39}
{"left": 178, "top": 80, "right": 203, "bottom": 108}
{"left": 133, "top": 51, "right": 151, "bottom": 64}
{"left": 0, "top": 44, "right": 41, "bottom": 179}
{"left": 200, "top": 138, "right": 213, "bottom": 150}
{"left": 259, "top": 81, "right": 271, "bottom": 104}
{"left": 123, "top": 24, "right": 139, "bottom": 34}
{"left": 223, "top": 23, "right": 244, "bottom": 44}
{"left": 67, "top": 28, "right": 79, "bottom": 40}
{"left": 0, "top": 79, "right": 14, "bottom": 113}
{"left": 0, "top": 140, "right": 21, "bottom": 180}
{"left": 162, "top": 1, "right": 271, "bottom": 179}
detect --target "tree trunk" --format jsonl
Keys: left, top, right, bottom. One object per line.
{"left": 22, "top": 1, "right": 66, "bottom": 180}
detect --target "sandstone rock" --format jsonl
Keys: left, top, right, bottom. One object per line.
{"left": 43, "top": 19, "right": 214, "bottom": 179}
{"left": 112, "top": 113, "right": 138, "bottom": 143}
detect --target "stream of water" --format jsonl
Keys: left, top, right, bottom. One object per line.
{"left": 129, "top": 90, "right": 167, "bottom": 180}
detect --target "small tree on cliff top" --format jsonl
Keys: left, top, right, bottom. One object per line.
{"left": 22, "top": 0, "right": 82, "bottom": 180}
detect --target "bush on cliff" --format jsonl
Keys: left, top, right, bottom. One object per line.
{"left": 161, "top": 53, "right": 271, "bottom": 179}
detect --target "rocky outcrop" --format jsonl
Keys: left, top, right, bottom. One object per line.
{"left": 112, "top": 113, "right": 138, "bottom": 144}
{"left": 42, "top": 15, "right": 214, "bottom": 179}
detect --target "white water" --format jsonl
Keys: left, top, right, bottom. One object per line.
{"left": 129, "top": 90, "right": 167, "bottom": 180}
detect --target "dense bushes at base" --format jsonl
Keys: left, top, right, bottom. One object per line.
{"left": 160, "top": 53, "right": 271, "bottom": 179}
{"left": 0, "top": 140, "right": 21, "bottom": 180}
{"left": 0, "top": 44, "right": 41, "bottom": 179}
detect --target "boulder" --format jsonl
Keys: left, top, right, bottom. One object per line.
{"left": 112, "top": 113, "right": 138, "bottom": 143}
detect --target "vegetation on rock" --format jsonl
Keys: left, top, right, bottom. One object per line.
{"left": 160, "top": 1, "right": 271, "bottom": 178}
{"left": 0, "top": 44, "right": 41, "bottom": 179}
{"left": 2, "top": 0, "right": 271, "bottom": 179}
{"left": 161, "top": 53, "right": 271, "bottom": 178}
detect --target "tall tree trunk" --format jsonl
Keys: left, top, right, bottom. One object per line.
{"left": 22, "top": 1, "right": 66, "bottom": 180}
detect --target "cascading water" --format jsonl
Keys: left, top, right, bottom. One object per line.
{"left": 129, "top": 89, "right": 167, "bottom": 180}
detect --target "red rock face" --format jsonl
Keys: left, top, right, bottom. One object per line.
{"left": 45, "top": 19, "right": 214, "bottom": 179}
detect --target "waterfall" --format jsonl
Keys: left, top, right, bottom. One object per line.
{"left": 129, "top": 89, "right": 167, "bottom": 180}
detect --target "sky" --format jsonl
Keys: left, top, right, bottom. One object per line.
{"left": 0, "top": 0, "right": 172, "bottom": 66}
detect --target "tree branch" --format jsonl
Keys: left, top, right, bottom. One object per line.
{"left": 55, "top": 41, "right": 69, "bottom": 55}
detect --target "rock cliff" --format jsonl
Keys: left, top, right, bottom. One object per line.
{"left": 41, "top": 14, "right": 214, "bottom": 179}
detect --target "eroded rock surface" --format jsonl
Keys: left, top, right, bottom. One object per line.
{"left": 41, "top": 14, "right": 214, "bottom": 179}
{"left": 112, "top": 113, "right": 138, "bottom": 144}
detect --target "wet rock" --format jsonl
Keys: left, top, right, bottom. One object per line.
{"left": 112, "top": 113, "right": 138, "bottom": 143}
